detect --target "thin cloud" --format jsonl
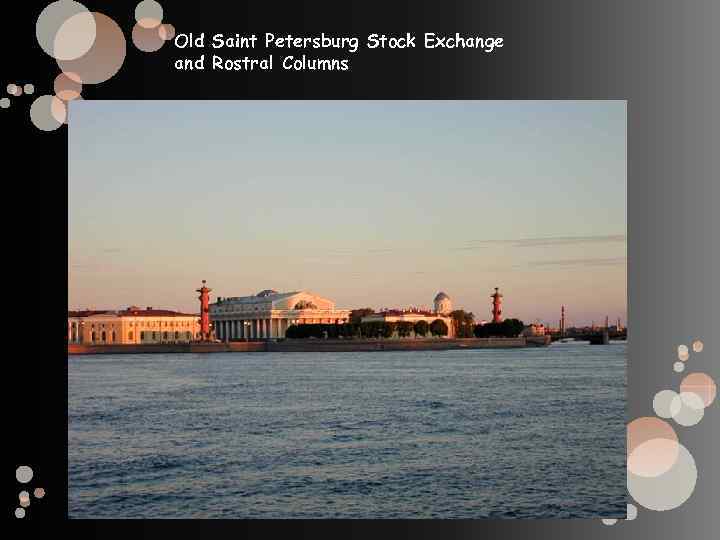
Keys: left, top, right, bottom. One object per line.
{"left": 527, "top": 257, "right": 627, "bottom": 268}
{"left": 452, "top": 234, "right": 626, "bottom": 251}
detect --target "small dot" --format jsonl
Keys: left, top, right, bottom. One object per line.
{"left": 15, "top": 507, "right": 25, "bottom": 519}
{"left": 692, "top": 340, "right": 704, "bottom": 353}
{"left": 24, "top": 84, "right": 35, "bottom": 95}
{"left": 674, "top": 361, "right": 686, "bottom": 373}
{"left": 602, "top": 518, "right": 618, "bottom": 525}
{"left": 16, "top": 465, "right": 33, "bottom": 483}
{"left": 34, "top": 487, "right": 45, "bottom": 499}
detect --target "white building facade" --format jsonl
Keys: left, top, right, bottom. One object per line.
{"left": 209, "top": 289, "right": 350, "bottom": 340}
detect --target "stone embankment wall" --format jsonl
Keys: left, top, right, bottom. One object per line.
{"left": 68, "top": 336, "right": 548, "bottom": 355}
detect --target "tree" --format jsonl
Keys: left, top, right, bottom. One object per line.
{"left": 414, "top": 320, "right": 429, "bottom": 338}
{"left": 473, "top": 318, "right": 525, "bottom": 338}
{"left": 397, "top": 321, "right": 414, "bottom": 338}
{"left": 381, "top": 322, "right": 396, "bottom": 338}
{"left": 430, "top": 319, "right": 449, "bottom": 337}
{"left": 350, "top": 308, "right": 375, "bottom": 324}
{"left": 450, "top": 310, "right": 475, "bottom": 338}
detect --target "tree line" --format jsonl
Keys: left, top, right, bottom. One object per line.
{"left": 285, "top": 319, "right": 449, "bottom": 339}
{"left": 284, "top": 317, "right": 526, "bottom": 339}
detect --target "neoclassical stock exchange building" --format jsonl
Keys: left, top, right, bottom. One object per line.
{"left": 209, "top": 289, "right": 351, "bottom": 340}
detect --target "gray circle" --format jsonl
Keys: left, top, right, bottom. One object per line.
{"left": 35, "top": 0, "right": 96, "bottom": 60}
{"left": 15, "top": 507, "right": 25, "bottom": 518}
{"left": 627, "top": 443, "right": 697, "bottom": 511}
{"left": 653, "top": 389, "right": 678, "bottom": 418}
{"left": 135, "top": 0, "right": 163, "bottom": 28}
{"left": 30, "top": 95, "right": 65, "bottom": 131}
{"left": 16, "top": 465, "right": 33, "bottom": 483}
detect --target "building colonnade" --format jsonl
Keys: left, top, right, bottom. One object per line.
{"left": 213, "top": 317, "right": 347, "bottom": 341}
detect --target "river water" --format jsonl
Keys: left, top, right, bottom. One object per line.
{"left": 68, "top": 342, "right": 626, "bottom": 518}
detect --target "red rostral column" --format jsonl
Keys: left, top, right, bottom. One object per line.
{"left": 491, "top": 287, "right": 504, "bottom": 323}
{"left": 197, "top": 280, "right": 212, "bottom": 341}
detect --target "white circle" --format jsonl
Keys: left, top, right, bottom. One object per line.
{"left": 54, "top": 11, "right": 98, "bottom": 61}
{"left": 653, "top": 389, "right": 678, "bottom": 418}
{"left": 0, "top": 98, "right": 9, "bottom": 109}
{"left": 15, "top": 507, "right": 25, "bottom": 519}
{"left": 16, "top": 465, "right": 33, "bottom": 483}
{"left": 626, "top": 503, "right": 638, "bottom": 521}
{"left": 601, "top": 518, "right": 617, "bottom": 525}
{"left": 627, "top": 442, "right": 697, "bottom": 511}
{"left": 36, "top": 0, "right": 96, "bottom": 60}
{"left": 23, "top": 84, "right": 35, "bottom": 95}
{"left": 7, "top": 83, "right": 17, "bottom": 95}
{"left": 674, "top": 361, "right": 685, "bottom": 373}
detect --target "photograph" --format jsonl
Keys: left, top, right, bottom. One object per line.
{"left": 67, "top": 100, "right": 627, "bottom": 518}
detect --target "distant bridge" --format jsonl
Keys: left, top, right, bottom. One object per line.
{"left": 549, "top": 330, "right": 627, "bottom": 343}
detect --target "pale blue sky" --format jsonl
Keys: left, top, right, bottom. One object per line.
{"left": 69, "top": 101, "right": 626, "bottom": 326}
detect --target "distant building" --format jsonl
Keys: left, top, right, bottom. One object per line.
{"left": 362, "top": 291, "right": 456, "bottom": 337}
{"left": 209, "top": 289, "right": 350, "bottom": 340}
{"left": 522, "top": 323, "right": 547, "bottom": 337}
{"left": 67, "top": 306, "right": 200, "bottom": 344}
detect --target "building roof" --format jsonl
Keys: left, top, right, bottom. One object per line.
{"left": 68, "top": 310, "right": 112, "bottom": 318}
{"left": 69, "top": 308, "right": 197, "bottom": 318}
{"left": 256, "top": 289, "right": 279, "bottom": 297}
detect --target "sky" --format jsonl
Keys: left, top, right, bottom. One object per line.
{"left": 68, "top": 100, "right": 626, "bottom": 327}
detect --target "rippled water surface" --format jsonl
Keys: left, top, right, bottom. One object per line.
{"left": 68, "top": 343, "right": 626, "bottom": 518}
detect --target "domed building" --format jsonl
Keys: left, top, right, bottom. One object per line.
{"left": 434, "top": 292, "right": 453, "bottom": 315}
{"left": 360, "top": 290, "right": 456, "bottom": 338}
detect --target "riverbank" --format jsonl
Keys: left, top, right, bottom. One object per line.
{"left": 67, "top": 336, "right": 550, "bottom": 355}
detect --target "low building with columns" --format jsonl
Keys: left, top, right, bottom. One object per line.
{"left": 209, "top": 289, "right": 350, "bottom": 340}
{"left": 68, "top": 307, "right": 200, "bottom": 344}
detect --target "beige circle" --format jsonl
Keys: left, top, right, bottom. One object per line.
{"left": 670, "top": 392, "right": 705, "bottom": 427}
{"left": 24, "top": 84, "right": 35, "bottom": 95}
{"left": 132, "top": 23, "right": 165, "bottom": 52}
{"left": 57, "top": 12, "right": 126, "bottom": 85}
{"left": 0, "top": 98, "right": 9, "bottom": 109}
{"left": 627, "top": 442, "right": 696, "bottom": 511}
{"left": 36, "top": 0, "right": 96, "bottom": 60}
{"left": 674, "top": 361, "right": 685, "bottom": 373}
{"left": 653, "top": 389, "right": 678, "bottom": 418}
{"left": 678, "top": 344, "right": 688, "bottom": 356}
{"left": 692, "top": 340, "right": 704, "bottom": 353}
{"left": 678, "top": 349, "right": 689, "bottom": 362}
{"left": 627, "top": 417, "right": 679, "bottom": 477}
{"left": 628, "top": 438, "right": 680, "bottom": 478}
{"left": 135, "top": 1, "right": 163, "bottom": 29}
{"left": 6, "top": 83, "right": 17, "bottom": 94}
{"left": 158, "top": 23, "right": 176, "bottom": 41}
{"left": 54, "top": 72, "right": 82, "bottom": 101}
{"left": 34, "top": 487, "right": 46, "bottom": 499}
{"left": 16, "top": 465, "right": 33, "bottom": 483}
{"left": 30, "top": 95, "right": 65, "bottom": 131}
{"left": 680, "top": 372, "right": 717, "bottom": 407}
{"left": 19, "top": 491, "right": 30, "bottom": 508}
{"left": 626, "top": 503, "right": 638, "bottom": 521}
